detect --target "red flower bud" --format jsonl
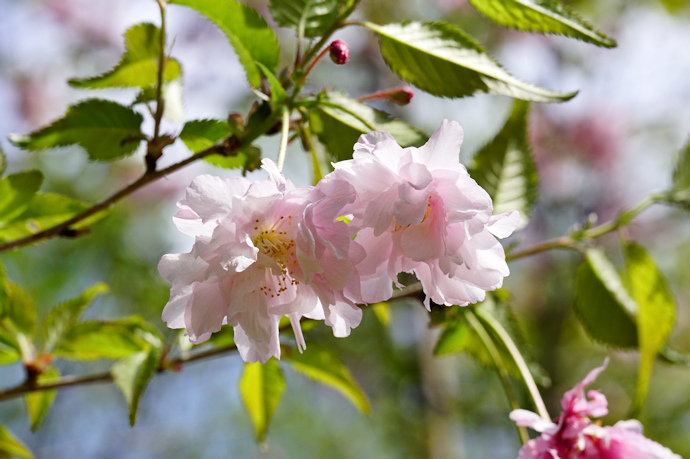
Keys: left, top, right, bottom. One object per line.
{"left": 329, "top": 40, "right": 349, "bottom": 65}
{"left": 389, "top": 86, "right": 414, "bottom": 105}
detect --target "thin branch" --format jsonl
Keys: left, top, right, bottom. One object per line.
{"left": 0, "top": 343, "right": 239, "bottom": 402}
{"left": 506, "top": 193, "right": 661, "bottom": 262}
{"left": 0, "top": 140, "right": 237, "bottom": 254}
{"left": 276, "top": 107, "right": 290, "bottom": 172}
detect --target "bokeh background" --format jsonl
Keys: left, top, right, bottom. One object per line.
{"left": 1, "top": 0, "right": 690, "bottom": 457}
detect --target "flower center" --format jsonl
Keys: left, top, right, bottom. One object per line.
{"left": 251, "top": 216, "right": 299, "bottom": 297}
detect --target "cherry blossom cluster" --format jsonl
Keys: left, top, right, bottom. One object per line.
{"left": 510, "top": 359, "right": 681, "bottom": 459}
{"left": 159, "top": 120, "right": 518, "bottom": 363}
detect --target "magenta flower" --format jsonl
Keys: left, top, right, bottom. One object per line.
{"left": 321, "top": 120, "right": 519, "bottom": 308}
{"left": 510, "top": 359, "right": 681, "bottom": 459}
{"left": 158, "top": 159, "right": 362, "bottom": 363}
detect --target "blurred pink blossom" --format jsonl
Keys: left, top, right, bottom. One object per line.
{"left": 510, "top": 359, "right": 681, "bottom": 459}
{"left": 321, "top": 120, "right": 518, "bottom": 308}
{"left": 159, "top": 159, "right": 362, "bottom": 363}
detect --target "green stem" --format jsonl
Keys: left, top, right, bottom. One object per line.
{"left": 507, "top": 193, "right": 661, "bottom": 262}
{"left": 153, "top": 0, "right": 167, "bottom": 140}
{"left": 474, "top": 307, "right": 551, "bottom": 422}
{"left": 276, "top": 107, "right": 291, "bottom": 172}
{"left": 465, "top": 310, "right": 530, "bottom": 445}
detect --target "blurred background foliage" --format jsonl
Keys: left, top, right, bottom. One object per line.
{"left": 1, "top": 0, "right": 690, "bottom": 457}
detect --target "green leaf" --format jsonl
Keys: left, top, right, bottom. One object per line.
{"left": 68, "top": 23, "right": 182, "bottom": 89}
{"left": 54, "top": 317, "right": 162, "bottom": 361}
{"left": 624, "top": 242, "right": 676, "bottom": 412}
{"left": 24, "top": 366, "right": 60, "bottom": 432}
{"left": 39, "top": 283, "right": 109, "bottom": 353}
{"left": 0, "top": 171, "right": 43, "bottom": 223}
{"left": 2, "top": 282, "right": 37, "bottom": 338}
{"left": 286, "top": 344, "right": 370, "bottom": 413}
{"left": 365, "top": 21, "right": 576, "bottom": 102}
{"left": 574, "top": 249, "right": 638, "bottom": 348}
{"left": 9, "top": 99, "right": 144, "bottom": 161}
{"left": 269, "top": 0, "right": 355, "bottom": 38}
{"left": 170, "top": 0, "right": 279, "bottom": 88}
{"left": 371, "top": 302, "right": 391, "bottom": 326}
{"left": 308, "top": 91, "right": 427, "bottom": 161}
{"left": 0, "top": 424, "right": 33, "bottom": 459}
{"left": 469, "top": 100, "right": 537, "bottom": 229}
{"left": 240, "top": 359, "right": 285, "bottom": 442}
{"left": 179, "top": 119, "right": 248, "bottom": 170}
{"left": 0, "top": 193, "right": 105, "bottom": 244}
{"left": 660, "top": 0, "right": 689, "bottom": 14}
{"left": 256, "top": 62, "right": 287, "bottom": 109}
{"left": 179, "top": 119, "right": 232, "bottom": 153}
{"left": 0, "top": 144, "right": 6, "bottom": 177}
{"left": 434, "top": 318, "right": 472, "bottom": 356}
{"left": 466, "top": 0, "right": 616, "bottom": 48}
{"left": 111, "top": 347, "right": 161, "bottom": 426}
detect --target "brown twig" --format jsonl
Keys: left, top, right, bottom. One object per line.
{"left": 0, "top": 140, "right": 237, "bottom": 254}
{"left": 0, "top": 343, "right": 239, "bottom": 402}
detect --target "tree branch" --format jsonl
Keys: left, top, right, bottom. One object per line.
{"left": 0, "top": 139, "right": 238, "bottom": 254}
{"left": 0, "top": 343, "right": 239, "bottom": 402}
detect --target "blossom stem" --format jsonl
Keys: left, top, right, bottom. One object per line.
{"left": 465, "top": 310, "right": 530, "bottom": 445}
{"left": 474, "top": 307, "right": 551, "bottom": 422}
{"left": 276, "top": 106, "right": 290, "bottom": 172}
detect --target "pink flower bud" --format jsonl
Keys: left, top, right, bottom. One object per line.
{"left": 388, "top": 86, "right": 414, "bottom": 105}
{"left": 329, "top": 40, "right": 349, "bottom": 65}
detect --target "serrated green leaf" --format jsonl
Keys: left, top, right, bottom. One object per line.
{"left": 179, "top": 119, "right": 249, "bottom": 170}
{"left": 256, "top": 62, "right": 287, "bottom": 109}
{"left": 112, "top": 347, "right": 161, "bottom": 426}
{"left": 9, "top": 99, "right": 144, "bottom": 161}
{"left": 240, "top": 359, "right": 285, "bottom": 442}
{"left": 0, "top": 145, "right": 6, "bottom": 177}
{"left": 0, "top": 193, "right": 106, "bottom": 244}
{"left": 0, "top": 423, "right": 33, "bottom": 459}
{"left": 39, "top": 283, "right": 109, "bottom": 353}
{"left": 179, "top": 119, "right": 233, "bottom": 153}
{"left": 68, "top": 23, "right": 182, "bottom": 89}
{"left": 469, "top": 101, "right": 537, "bottom": 229}
{"left": 54, "top": 317, "right": 161, "bottom": 360}
{"left": 24, "top": 366, "right": 60, "bottom": 432}
{"left": 467, "top": 0, "right": 616, "bottom": 48}
{"left": 308, "top": 91, "right": 427, "bottom": 161}
{"left": 365, "top": 21, "right": 576, "bottom": 102}
{"left": 3, "top": 282, "right": 37, "bottom": 338}
{"left": 0, "top": 171, "right": 43, "bottom": 223}
{"left": 170, "top": 0, "right": 279, "bottom": 88}
{"left": 624, "top": 242, "right": 676, "bottom": 412}
{"left": 269, "top": 0, "right": 355, "bottom": 38}
{"left": 574, "top": 249, "right": 638, "bottom": 348}
{"left": 286, "top": 344, "right": 370, "bottom": 413}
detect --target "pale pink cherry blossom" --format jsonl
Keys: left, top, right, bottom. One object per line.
{"left": 510, "top": 359, "right": 681, "bottom": 459}
{"left": 158, "top": 159, "right": 363, "bottom": 363}
{"left": 321, "top": 120, "right": 519, "bottom": 308}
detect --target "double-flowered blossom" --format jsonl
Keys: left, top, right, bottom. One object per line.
{"left": 510, "top": 359, "right": 681, "bottom": 459}
{"left": 320, "top": 120, "right": 519, "bottom": 308}
{"left": 158, "top": 159, "right": 362, "bottom": 363}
